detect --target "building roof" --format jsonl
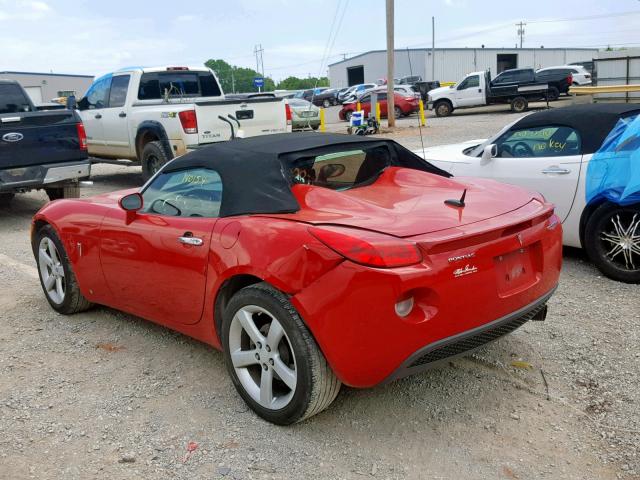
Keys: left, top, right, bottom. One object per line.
{"left": 328, "top": 47, "right": 599, "bottom": 67}
{"left": 0, "top": 71, "right": 94, "bottom": 78}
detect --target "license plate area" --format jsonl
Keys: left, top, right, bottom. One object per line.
{"left": 494, "top": 245, "right": 537, "bottom": 296}
{"left": 300, "top": 111, "right": 315, "bottom": 118}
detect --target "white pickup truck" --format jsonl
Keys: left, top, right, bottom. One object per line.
{"left": 76, "top": 66, "right": 291, "bottom": 179}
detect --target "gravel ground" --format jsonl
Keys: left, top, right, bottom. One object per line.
{"left": 1, "top": 108, "right": 639, "bottom": 480}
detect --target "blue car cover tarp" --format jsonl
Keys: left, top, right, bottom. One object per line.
{"left": 587, "top": 113, "right": 640, "bottom": 206}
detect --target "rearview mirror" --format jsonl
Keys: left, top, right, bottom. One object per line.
{"left": 318, "top": 163, "right": 346, "bottom": 181}
{"left": 119, "top": 192, "right": 143, "bottom": 211}
{"left": 480, "top": 144, "right": 498, "bottom": 164}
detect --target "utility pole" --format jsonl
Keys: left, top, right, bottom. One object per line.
{"left": 254, "top": 44, "right": 265, "bottom": 91}
{"left": 431, "top": 16, "right": 435, "bottom": 81}
{"left": 516, "top": 21, "right": 526, "bottom": 48}
{"left": 386, "top": 0, "right": 395, "bottom": 127}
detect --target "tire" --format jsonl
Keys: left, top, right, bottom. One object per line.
{"left": 584, "top": 202, "right": 640, "bottom": 283}
{"left": 510, "top": 96, "right": 528, "bottom": 113}
{"left": 344, "top": 111, "right": 352, "bottom": 123}
{"left": 0, "top": 192, "right": 14, "bottom": 206}
{"left": 311, "top": 124, "right": 319, "bottom": 131}
{"left": 141, "top": 140, "right": 171, "bottom": 182}
{"left": 434, "top": 100, "right": 452, "bottom": 117}
{"left": 34, "top": 224, "right": 94, "bottom": 314}
{"left": 547, "top": 86, "right": 560, "bottom": 101}
{"left": 322, "top": 99, "right": 331, "bottom": 108}
{"left": 222, "top": 282, "right": 341, "bottom": 425}
{"left": 394, "top": 106, "right": 403, "bottom": 119}
{"left": 45, "top": 182, "right": 80, "bottom": 202}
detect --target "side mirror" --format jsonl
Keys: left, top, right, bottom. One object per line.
{"left": 76, "top": 97, "right": 88, "bottom": 111}
{"left": 119, "top": 192, "right": 143, "bottom": 211}
{"left": 481, "top": 144, "right": 498, "bottom": 164}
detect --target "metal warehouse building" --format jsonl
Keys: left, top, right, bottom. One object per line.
{"left": 0, "top": 71, "right": 94, "bottom": 105}
{"left": 328, "top": 48, "right": 598, "bottom": 87}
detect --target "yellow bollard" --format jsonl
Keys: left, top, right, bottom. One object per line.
{"left": 375, "top": 102, "right": 381, "bottom": 122}
{"left": 356, "top": 101, "right": 361, "bottom": 111}
{"left": 319, "top": 108, "right": 325, "bottom": 132}
{"left": 419, "top": 99, "right": 426, "bottom": 127}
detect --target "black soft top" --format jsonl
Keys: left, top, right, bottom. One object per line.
{"left": 163, "top": 132, "right": 449, "bottom": 217}
{"left": 512, "top": 104, "right": 640, "bottom": 154}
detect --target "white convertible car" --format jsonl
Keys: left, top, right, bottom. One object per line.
{"left": 418, "top": 104, "right": 640, "bottom": 283}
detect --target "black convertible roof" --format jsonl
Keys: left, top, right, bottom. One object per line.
{"left": 162, "top": 132, "right": 449, "bottom": 217}
{"left": 512, "top": 104, "right": 640, "bottom": 154}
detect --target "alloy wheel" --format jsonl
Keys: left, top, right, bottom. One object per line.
{"left": 599, "top": 212, "right": 640, "bottom": 271}
{"left": 38, "top": 236, "right": 66, "bottom": 304}
{"left": 228, "top": 305, "right": 297, "bottom": 410}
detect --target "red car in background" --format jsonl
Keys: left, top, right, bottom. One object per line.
{"left": 339, "top": 90, "right": 419, "bottom": 122}
{"left": 32, "top": 133, "right": 561, "bottom": 425}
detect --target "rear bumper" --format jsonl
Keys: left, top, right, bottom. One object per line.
{"left": 381, "top": 287, "right": 554, "bottom": 384}
{"left": 0, "top": 160, "right": 90, "bottom": 192}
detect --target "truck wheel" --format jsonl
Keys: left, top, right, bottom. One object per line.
{"left": 510, "top": 96, "right": 528, "bottom": 113}
{"left": 222, "top": 283, "right": 341, "bottom": 425}
{"left": 45, "top": 182, "right": 80, "bottom": 201}
{"left": 322, "top": 99, "right": 331, "bottom": 108}
{"left": 0, "top": 193, "right": 14, "bottom": 206}
{"left": 434, "top": 101, "right": 452, "bottom": 117}
{"left": 141, "top": 141, "right": 171, "bottom": 182}
{"left": 547, "top": 86, "right": 560, "bottom": 101}
{"left": 584, "top": 202, "right": 640, "bottom": 283}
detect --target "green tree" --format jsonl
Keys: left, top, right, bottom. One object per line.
{"left": 276, "top": 76, "right": 330, "bottom": 90}
{"left": 205, "top": 58, "right": 275, "bottom": 93}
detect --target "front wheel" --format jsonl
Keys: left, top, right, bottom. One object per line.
{"left": 34, "top": 224, "right": 93, "bottom": 314}
{"left": 343, "top": 110, "right": 352, "bottom": 123}
{"left": 584, "top": 203, "right": 640, "bottom": 283}
{"left": 434, "top": 100, "right": 452, "bottom": 117}
{"left": 322, "top": 99, "right": 331, "bottom": 108}
{"left": 547, "top": 86, "right": 560, "bottom": 101}
{"left": 222, "top": 283, "right": 341, "bottom": 425}
{"left": 394, "top": 106, "right": 403, "bottom": 119}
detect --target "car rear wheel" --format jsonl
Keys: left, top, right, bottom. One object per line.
{"left": 434, "top": 100, "right": 452, "bottom": 117}
{"left": 547, "top": 86, "right": 560, "bottom": 101}
{"left": 35, "top": 224, "right": 93, "bottom": 314}
{"left": 584, "top": 203, "right": 640, "bottom": 283}
{"left": 222, "top": 283, "right": 341, "bottom": 425}
{"left": 344, "top": 111, "right": 352, "bottom": 122}
{"left": 394, "top": 106, "right": 403, "bottom": 118}
{"left": 141, "top": 141, "right": 171, "bottom": 182}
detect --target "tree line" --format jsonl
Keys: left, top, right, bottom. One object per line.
{"left": 204, "top": 59, "right": 329, "bottom": 93}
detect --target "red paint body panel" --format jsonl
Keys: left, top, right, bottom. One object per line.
{"left": 32, "top": 167, "right": 561, "bottom": 388}
{"left": 339, "top": 93, "right": 419, "bottom": 120}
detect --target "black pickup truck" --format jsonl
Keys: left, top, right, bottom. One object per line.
{"left": 491, "top": 68, "right": 572, "bottom": 101}
{"left": 0, "top": 80, "right": 90, "bottom": 205}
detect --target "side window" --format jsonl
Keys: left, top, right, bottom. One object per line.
{"left": 515, "top": 70, "right": 533, "bottom": 82}
{"left": 377, "top": 92, "right": 387, "bottom": 101}
{"left": 458, "top": 75, "right": 479, "bottom": 90}
{"left": 495, "top": 126, "right": 581, "bottom": 158}
{"left": 494, "top": 72, "right": 514, "bottom": 84}
{"left": 81, "top": 77, "right": 111, "bottom": 110}
{"left": 108, "top": 75, "right": 130, "bottom": 108}
{"left": 142, "top": 168, "right": 223, "bottom": 218}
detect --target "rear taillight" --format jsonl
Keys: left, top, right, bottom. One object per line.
{"left": 285, "top": 103, "right": 292, "bottom": 125}
{"left": 76, "top": 123, "right": 87, "bottom": 150}
{"left": 179, "top": 110, "right": 198, "bottom": 134}
{"left": 567, "top": 73, "right": 573, "bottom": 84}
{"left": 308, "top": 226, "right": 422, "bottom": 268}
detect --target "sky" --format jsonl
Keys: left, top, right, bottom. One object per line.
{"left": 1, "top": 0, "right": 639, "bottom": 81}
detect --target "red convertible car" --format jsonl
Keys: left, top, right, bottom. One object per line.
{"left": 32, "top": 133, "right": 562, "bottom": 424}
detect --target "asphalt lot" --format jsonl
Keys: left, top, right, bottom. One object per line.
{"left": 1, "top": 105, "right": 639, "bottom": 479}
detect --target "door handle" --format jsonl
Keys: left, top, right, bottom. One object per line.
{"left": 542, "top": 166, "right": 571, "bottom": 175}
{"left": 178, "top": 233, "right": 203, "bottom": 246}
{"left": 119, "top": 112, "right": 127, "bottom": 118}
{"left": 94, "top": 113, "right": 102, "bottom": 119}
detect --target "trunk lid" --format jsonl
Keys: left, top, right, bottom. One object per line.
{"left": 264, "top": 167, "right": 537, "bottom": 237}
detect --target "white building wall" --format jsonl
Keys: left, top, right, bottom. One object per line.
{"left": 329, "top": 48, "right": 598, "bottom": 87}
{"left": 0, "top": 72, "right": 94, "bottom": 103}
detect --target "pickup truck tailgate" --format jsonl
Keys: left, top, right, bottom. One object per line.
{"left": 0, "top": 111, "right": 86, "bottom": 169}
{"left": 194, "top": 97, "right": 288, "bottom": 144}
